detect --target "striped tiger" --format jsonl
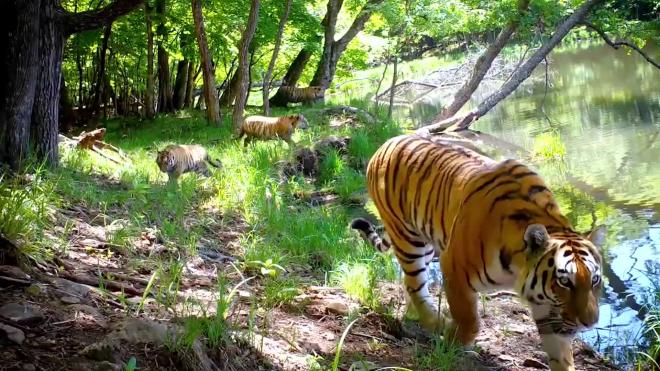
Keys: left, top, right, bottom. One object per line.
{"left": 238, "top": 114, "right": 309, "bottom": 146}
{"left": 156, "top": 144, "right": 221, "bottom": 184}
{"left": 351, "top": 134, "right": 604, "bottom": 371}
{"left": 277, "top": 86, "right": 324, "bottom": 104}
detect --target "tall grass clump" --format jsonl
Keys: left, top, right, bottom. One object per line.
{"left": 0, "top": 168, "right": 59, "bottom": 261}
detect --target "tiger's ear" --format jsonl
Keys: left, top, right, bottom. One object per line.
{"left": 524, "top": 224, "right": 549, "bottom": 252}
{"left": 586, "top": 225, "right": 607, "bottom": 248}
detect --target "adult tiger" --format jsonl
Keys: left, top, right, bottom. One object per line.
{"left": 156, "top": 144, "right": 222, "bottom": 184}
{"left": 238, "top": 114, "right": 309, "bottom": 146}
{"left": 351, "top": 134, "right": 603, "bottom": 371}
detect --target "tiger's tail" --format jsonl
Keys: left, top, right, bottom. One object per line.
{"left": 350, "top": 218, "right": 390, "bottom": 252}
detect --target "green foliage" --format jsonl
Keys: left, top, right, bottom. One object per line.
{"left": 531, "top": 131, "right": 567, "bottom": 161}
{"left": 413, "top": 334, "right": 462, "bottom": 371}
{"left": 331, "top": 261, "right": 381, "bottom": 309}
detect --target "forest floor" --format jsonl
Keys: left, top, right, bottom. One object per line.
{"left": 0, "top": 106, "right": 617, "bottom": 370}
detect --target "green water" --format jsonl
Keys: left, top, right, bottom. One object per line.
{"left": 360, "top": 42, "right": 660, "bottom": 365}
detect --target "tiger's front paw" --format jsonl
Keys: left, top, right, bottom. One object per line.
{"left": 548, "top": 360, "right": 575, "bottom": 371}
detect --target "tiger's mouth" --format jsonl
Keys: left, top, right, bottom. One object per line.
{"left": 535, "top": 316, "right": 580, "bottom": 336}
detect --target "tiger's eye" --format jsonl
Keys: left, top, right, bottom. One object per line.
{"left": 558, "top": 276, "right": 571, "bottom": 287}
{"left": 591, "top": 275, "right": 600, "bottom": 286}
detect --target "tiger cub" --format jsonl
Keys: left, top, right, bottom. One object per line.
{"left": 156, "top": 144, "right": 221, "bottom": 184}
{"left": 351, "top": 134, "right": 604, "bottom": 371}
{"left": 238, "top": 114, "right": 309, "bottom": 146}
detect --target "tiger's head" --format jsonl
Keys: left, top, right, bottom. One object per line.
{"left": 156, "top": 148, "right": 175, "bottom": 173}
{"left": 291, "top": 114, "right": 309, "bottom": 130}
{"left": 518, "top": 223, "right": 605, "bottom": 336}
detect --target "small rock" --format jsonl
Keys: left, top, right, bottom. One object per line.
{"left": 237, "top": 290, "right": 252, "bottom": 301}
{"left": 0, "top": 265, "right": 30, "bottom": 280}
{"left": 322, "top": 332, "right": 336, "bottom": 341}
{"left": 507, "top": 324, "right": 527, "bottom": 334}
{"left": 21, "top": 364, "right": 36, "bottom": 371}
{"left": 522, "top": 358, "right": 548, "bottom": 369}
{"left": 0, "top": 303, "right": 44, "bottom": 325}
{"left": 498, "top": 354, "right": 516, "bottom": 362}
{"left": 349, "top": 360, "right": 378, "bottom": 371}
{"left": 61, "top": 296, "right": 82, "bottom": 304}
{"left": 52, "top": 278, "right": 92, "bottom": 298}
{"left": 324, "top": 301, "right": 349, "bottom": 316}
{"left": 0, "top": 323, "right": 25, "bottom": 345}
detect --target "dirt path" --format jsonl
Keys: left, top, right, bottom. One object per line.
{"left": 0, "top": 201, "right": 616, "bottom": 371}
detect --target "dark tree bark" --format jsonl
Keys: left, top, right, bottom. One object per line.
{"left": 219, "top": 68, "right": 240, "bottom": 107}
{"left": 0, "top": 0, "right": 144, "bottom": 170}
{"left": 192, "top": 0, "right": 220, "bottom": 124}
{"left": 309, "top": 0, "right": 384, "bottom": 101}
{"left": 421, "top": 0, "right": 604, "bottom": 134}
{"left": 144, "top": 3, "right": 155, "bottom": 119}
{"left": 184, "top": 61, "right": 196, "bottom": 108}
{"left": 31, "top": 0, "right": 65, "bottom": 166}
{"left": 76, "top": 52, "right": 84, "bottom": 108}
{"left": 263, "top": 0, "right": 293, "bottom": 115}
{"left": 91, "top": 24, "right": 113, "bottom": 117}
{"left": 268, "top": 48, "right": 313, "bottom": 107}
{"left": 156, "top": 0, "right": 173, "bottom": 113}
{"left": 432, "top": 0, "right": 530, "bottom": 122}
{"left": 172, "top": 59, "right": 189, "bottom": 110}
{"left": 0, "top": 1, "right": 40, "bottom": 170}
{"left": 232, "top": 0, "right": 260, "bottom": 131}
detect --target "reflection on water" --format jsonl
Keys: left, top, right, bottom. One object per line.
{"left": 397, "top": 43, "right": 660, "bottom": 364}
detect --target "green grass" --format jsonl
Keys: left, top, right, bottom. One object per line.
{"left": 413, "top": 334, "right": 463, "bottom": 371}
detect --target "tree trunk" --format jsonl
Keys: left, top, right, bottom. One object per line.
{"left": 192, "top": 0, "right": 221, "bottom": 124}
{"left": 76, "top": 52, "right": 84, "bottom": 108}
{"left": 1, "top": 0, "right": 143, "bottom": 170}
{"left": 31, "top": 0, "right": 65, "bottom": 167}
{"left": 309, "top": 0, "right": 383, "bottom": 102}
{"left": 387, "top": 56, "right": 398, "bottom": 119}
{"left": 184, "top": 61, "right": 195, "bottom": 108}
{"left": 268, "top": 48, "right": 313, "bottom": 107}
{"left": 432, "top": 0, "right": 530, "bottom": 123}
{"left": 373, "top": 56, "right": 388, "bottom": 110}
{"left": 91, "top": 23, "right": 113, "bottom": 117}
{"left": 144, "top": 3, "right": 155, "bottom": 119}
{"left": 262, "top": 0, "right": 293, "bottom": 115}
{"left": 232, "top": 0, "right": 260, "bottom": 131}
{"left": 156, "top": 0, "right": 173, "bottom": 113}
{"left": 219, "top": 69, "right": 238, "bottom": 107}
{"left": 0, "top": 1, "right": 40, "bottom": 170}
{"left": 421, "top": 0, "right": 604, "bottom": 134}
{"left": 172, "top": 59, "right": 189, "bottom": 110}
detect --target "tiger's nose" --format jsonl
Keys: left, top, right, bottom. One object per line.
{"left": 579, "top": 312, "right": 599, "bottom": 328}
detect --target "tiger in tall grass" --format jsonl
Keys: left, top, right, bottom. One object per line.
{"left": 156, "top": 144, "right": 222, "bottom": 184}
{"left": 351, "top": 134, "right": 604, "bottom": 371}
{"left": 238, "top": 114, "right": 309, "bottom": 146}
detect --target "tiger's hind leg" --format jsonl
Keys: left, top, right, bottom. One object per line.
{"left": 389, "top": 235, "right": 444, "bottom": 332}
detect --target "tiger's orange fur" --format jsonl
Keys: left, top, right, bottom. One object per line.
{"left": 352, "top": 134, "right": 603, "bottom": 371}
{"left": 156, "top": 144, "right": 221, "bottom": 184}
{"left": 238, "top": 114, "right": 309, "bottom": 146}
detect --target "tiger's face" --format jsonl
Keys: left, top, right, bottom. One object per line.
{"left": 520, "top": 224, "right": 604, "bottom": 336}
{"left": 294, "top": 114, "right": 309, "bottom": 130}
{"left": 156, "top": 150, "right": 174, "bottom": 173}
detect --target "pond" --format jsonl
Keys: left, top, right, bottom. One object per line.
{"left": 349, "top": 42, "right": 660, "bottom": 365}
{"left": 469, "top": 42, "right": 660, "bottom": 366}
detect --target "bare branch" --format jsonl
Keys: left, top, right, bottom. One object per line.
{"left": 419, "top": 0, "right": 604, "bottom": 135}
{"left": 64, "top": 0, "right": 144, "bottom": 36}
{"left": 581, "top": 21, "right": 660, "bottom": 69}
